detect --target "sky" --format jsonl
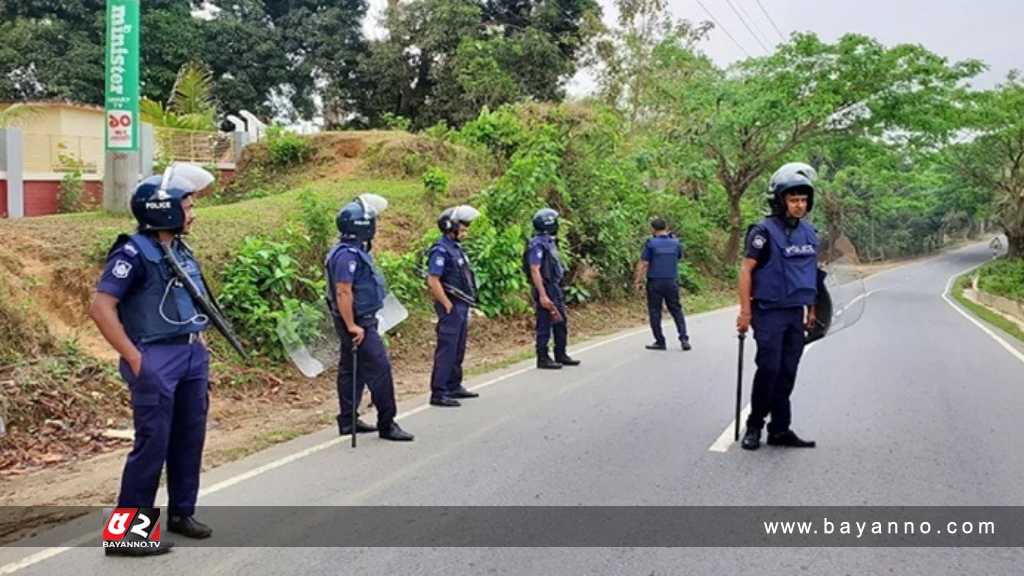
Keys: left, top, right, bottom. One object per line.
{"left": 364, "top": 0, "right": 1022, "bottom": 96}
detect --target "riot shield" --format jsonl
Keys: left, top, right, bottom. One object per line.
{"left": 277, "top": 292, "right": 409, "bottom": 378}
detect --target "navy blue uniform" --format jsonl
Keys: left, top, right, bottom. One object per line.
{"left": 326, "top": 240, "right": 397, "bottom": 429}
{"left": 97, "top": 233, "right": 210, "bottom": 518}
{"left": 641, "top": 234, "right": 689, "bottom": 345}
{"left": 428, "top": 236, "right": 476, "bottom": 400}
{"left": 528, "top": 234, "right": 569, "bottom": 357}
{"left": 744, "top": 217, "right": 818, "bottom": 435}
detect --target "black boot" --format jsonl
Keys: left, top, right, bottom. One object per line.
{"left": 168, "top": 516, "right": 213, "bottom": 539}
{"left": 681, "top": 339, "right": 692, "bottom": 351}
{"left": 379, "top": 422, "right": 415, "bottom": 441}
{"left": 430, "top": 396, "right": 461, "bottom": 407}
{"left": 537, "top": 353, "right": 562, "bottom": 370}
{"left": 767, "top": 430, "right": 816, "bottom": 448}
{"left": 554, "top": 353, "right": 581, "bottom": 366}
{"left": 741, "top": 427, "right": 761, "bottom": 451}
{"left": 450, "top": 387, "right": 479, "bottom": 399}
{"left": 338, "top": 416, "right": 378, "bottom": 436}
{"left": 645, "top": 342, "right": 667, "bottom": 351}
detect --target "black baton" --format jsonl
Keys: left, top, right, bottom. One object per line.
{"left": 735, "top": 333, "right": 746, "bottom": 442}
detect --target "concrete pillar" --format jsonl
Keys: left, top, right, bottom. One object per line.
{"left": 103, "top": 151, "right": 140, "bottom": 213}
{"left": 140, "top": 122, "right": 155, "bottom": 178}
{"left": 1, "top": 128, "right": 24, "bottom": 218}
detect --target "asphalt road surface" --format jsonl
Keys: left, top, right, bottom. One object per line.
{"left": 3, "top": 241, "right": 1024, "bottom": 574}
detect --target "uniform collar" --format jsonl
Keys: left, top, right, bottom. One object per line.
{"left": 441, "top": 235, "right": 462, "bottom": 250}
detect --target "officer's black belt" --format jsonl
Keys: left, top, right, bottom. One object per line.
{"left": 149, "top": 332, "right": 202, "bottom": 346}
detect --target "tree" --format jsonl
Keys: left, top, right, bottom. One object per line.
{"left": 349, "top": 0, "right": 602, "bottom": 129}
{"left": 946, "top": 73, "right": 1024, "bottom": 258}
{"left": 0, "top": 1, "right": 203, "bottom": 105}
{"left": 141, "top": 62, "right": 218, "bottom": 130}
{"left": 204, "top": 0, "right": 367, "bottom": 121}
{"left": 647, "top": 33, "right": 983, "bottom": 262}
{"left": 593, "top": 0, "right": 710, "bottom": 124}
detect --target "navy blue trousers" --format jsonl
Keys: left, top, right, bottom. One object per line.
{"left": 117, "top": 340, "right": 209, "bottom": 517}
{"left": 746, "top": 306, "right": 806, "bottom": 435}
{"left": 430, "top": 301, "right": 469, "bottom": 399}
{"left": 646, "top": 278, "right": 689, "bottom": 344}
{"left": 533, "top": 285, "right": 568, "bottom": 357}
{"left": 336, "top": 317, "right": 397, "bottom": 429}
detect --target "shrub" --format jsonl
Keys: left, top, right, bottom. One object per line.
{"left": 381, "top": 112, "right": 412, "bottom": 131}
{"left": 57, "top": 153, "right": 89, "bottom": 213}
{"left": 265, "top": 124, "right": 313, "bottom": 167}
{"left": 422, "top": 166, "right": 449, "bottom": 206}
{"left": 977, "top": 257, "right": 1024, "bottom": 302}
{"left": 219, "top": 235, "right": 324, "bottom": 359}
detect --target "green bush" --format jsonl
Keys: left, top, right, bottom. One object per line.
{"left": 265, "top": 124, "right": 313, "bottom": 167}
{"left": 381, "top": 112, "right": 412, "bottom": 131}
{"left": 978, "top": 258, "right": 1024, "bottom": 301}
{"left": 453, "top": 105, "right": 524, "bottom": 166}
{"left": 219, "top": 235, "right": 324, "bottom": 359}
{"left": 423, "top": 120, "right": 450, "bottom": 140}
{"left": 422, "top": 166, "right": 449, "bottom": 205}
{"left": 296, "top": 188, "right": 334, "bottom": 267}
{"left": 57, "top": 153, "right": 89, "bottom": 213}
{"left": 462, "top": 215, "right": 530, "bottom": 317}
{"left": 376, "top": 250, "right": 427, "bottom": 309}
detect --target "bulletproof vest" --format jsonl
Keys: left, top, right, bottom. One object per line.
{"left": 645, "top": 235, "right": 681, "bottom": 279}
{"left": 325, "top": 241, "right": 387, "bottom": 318}
{"left": 523, "top": 234, "right": 564, "bottom": 286}
{"left": 430, "top": 236, "right": 477, "bottom": 298}
{"left": 117, "top": 233, "right": 208, "bottom": 344}
{"left": 752, "top": 217, "right": 818, "bottom": 309}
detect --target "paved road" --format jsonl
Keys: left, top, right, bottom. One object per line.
{"left": 4, "top": 242, "right": 1024, "bottom": 574}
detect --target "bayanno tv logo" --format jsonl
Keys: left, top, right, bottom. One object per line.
{"left": 102, "top": 507, "right": 162, "bottom": 550}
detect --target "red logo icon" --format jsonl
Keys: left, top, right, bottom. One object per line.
{"left": 103, "top": 508, "right": 161, "bottom": 550}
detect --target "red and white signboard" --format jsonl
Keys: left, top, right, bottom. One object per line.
{"left": 107, "top": 109, "right": 135, "bottom": 149}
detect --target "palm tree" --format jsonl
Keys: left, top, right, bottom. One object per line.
{"left": 141, "top": 61, "right": 218, "bottom": 130}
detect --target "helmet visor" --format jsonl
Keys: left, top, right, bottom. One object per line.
{"left": 449, "top": 205, "right": 480, "bottom": 224}
{"left": 357, "top": 193, "right": 389, "bottom": 218}
{"left": 771, "top": 162, "right": 817, "bottom": 187}
{"left": 161, "top": 162, "right": 216, "bottom": 196}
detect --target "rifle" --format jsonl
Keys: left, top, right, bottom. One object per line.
{"left": 442, "top": 283, "right": 477, "bottom": 308}
{"left": 161, "top": 240, "right": 248, "bottom": 359}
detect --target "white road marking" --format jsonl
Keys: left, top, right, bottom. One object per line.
{"left": 0, "top": 313, "right": 712, "bottom": 573}
{"left": 708, "top": 341, "right": 817, "bottom": 453}
{"left": 942, "top": 265, "right": 1024, "bottom": 367}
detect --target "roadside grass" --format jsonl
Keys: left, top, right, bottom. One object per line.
{"left": 952, "top": 274, "right": 1024, "bottom": 344}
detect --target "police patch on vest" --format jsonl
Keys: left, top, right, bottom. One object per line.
{"left": 435, "top": 257, "right": 445, "bottom": 267}
{"left": 784, "top": 244, "right": 816, "bottom": 256}
{"left": 752, "top": 235, "right": 766, "bottom": 249}
{"left": 348, "top": 261, "right": 357, "bottom": 273}
{"left": 112, "top": 260, "right": 133, "bottom": 279}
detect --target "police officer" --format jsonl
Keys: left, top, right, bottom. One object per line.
{"left": 326, "top": 194, "right": 414, "bottom": 442}
{"left": 634, "top": 217, "right": 691, "bottom": 351}
{"left": 737, "top": 162, "right": 819, "bottom": 450}
{"left": 526, "top": 208, "right": 581, "bottom": 370}
{"left": 89, "top": 164, "right": 218, "bottom": 556}
{"left": 427, "top": 205, "right": 481, "bottom": 407}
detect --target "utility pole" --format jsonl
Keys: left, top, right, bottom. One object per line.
{"left": 102, "top": 0, "right": 141, "bottom": 213}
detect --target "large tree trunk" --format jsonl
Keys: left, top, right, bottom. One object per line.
{"left": 1007, "top": 230, "right": 1024, "bottom": 259}
{"left": 724, "top": 188, "right": 745, "bottom": 265}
